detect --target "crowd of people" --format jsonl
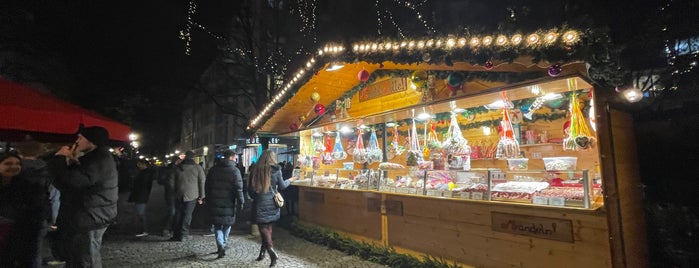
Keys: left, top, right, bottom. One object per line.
{"left": 0, "top": 125, "right": 299, "bottom": 268}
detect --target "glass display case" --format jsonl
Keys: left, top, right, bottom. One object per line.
{"left": 294, "top": 168, "right": 380, "bottom": 190}
{"left": 371, "top": 168, "right": 601, "bottom": 209}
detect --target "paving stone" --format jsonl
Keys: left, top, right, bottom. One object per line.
{"left": 97, "top": 184, "right": 386, "bottom": 268}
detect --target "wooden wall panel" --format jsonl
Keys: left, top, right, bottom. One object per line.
{"left": 386, "top": 195, "right": 611, "bottom": 268}
{"left": 298, "top": 187, "right": 382, "bottom": 240}
{"left": 609, "top": 109, "right": 648, "bottom": 268}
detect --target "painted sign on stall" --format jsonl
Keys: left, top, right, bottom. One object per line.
{"left": 491, "top": 212, "right": 574, "bottom": 242}
{"left": 359, "top": 78, "right": 407, "bottom": 102}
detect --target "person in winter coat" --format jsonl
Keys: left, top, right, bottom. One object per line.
{"left": 1, "top": 150, "right": 49, "bottom": 268}
{"left": 128, "top": 159, "right": 156, "bottom": 237}
{"left": 204, "top": 150, "right": 244, "bottom": 258}
{"left": 248, "top": 149, "right": 296, "bottom": 267}
{"left": 48, "top": 126, "right": 118, "bottom": 268}
{"left": 157, "top": 156, "right": 181, "bottom": 237}
{"left": 169, "top": 150, "right": 205, "bottom": 241}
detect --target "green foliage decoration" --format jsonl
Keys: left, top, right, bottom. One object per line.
{"left": 289, "top": 221, "right": 462, "bottom": 268}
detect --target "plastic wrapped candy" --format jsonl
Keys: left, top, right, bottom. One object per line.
{"left": 366, "top": 128, "right": 383, "bottom": 164}
{"left": 322, "top": 133, "right": 336, "bottom": 164}
{"left": 313, "top": 136, "right": 325, "bottom": 154}
{"left": 563, "top": 93, "right": 596, "bottom": 151}
{"left": 496, "top": 107, "right": 520, "bottom": 159}
{"left": 405, "top": 118, "right": 424, "bottom": 166}
{"left": 386, "top": 125, "right": 404, "bottom": 160}
{"left": 441, "top": 113, "right": 471, "bottom": 156}
{"left": 352, "top": 128, "right": 369, "bottom": 164}
{"left": 331, "top": 130, "right": 347, "bottom": 160}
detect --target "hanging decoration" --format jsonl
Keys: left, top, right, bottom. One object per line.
{"left": 314, "top": 103, "right": 326, "bottom": 115}
{"left": 410, "top": 70, "right": 428, "bottom": 88}
{"left": 447, "top": 72, "right": 463, "bottom": 87}
{"left": 426, "top": 122, "right": 442, "bottom": 152}
{"left": 386, "top": 124, "right": 404, "bottom": 160}
{"left": 335, "top": 98, "right": 351, "bottom": 119}
{"left": 495, "top": 92, "right": 520, "bottom": 159}
{"left": 484, "top": 59, "right": 494, "bottom": 70}
{"left": 290, "top": 123, "right": 299, "bottom": 130}
{"left": 547, "top": 64, "right": 562, "bottom": 77}
{"left": 331, "top": 127, "right": 347, "bottom": 160}
{"left": 358, "top": 69, "right": 371, "bottom": 82}
{"left": 311, "top": 92, "right": 321, "bottom": 102}
{"left": 366, "top": 128, "right": 383, "bottom": 164}
{"left": 563, "top": 94, "right": 596, "bottom": 150}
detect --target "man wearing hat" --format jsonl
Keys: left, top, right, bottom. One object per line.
{"left": 169, "top": 150, "right": 205, "bottom": 241}
{"left": 49, "top": 126, "right": 118, "bottom": 268}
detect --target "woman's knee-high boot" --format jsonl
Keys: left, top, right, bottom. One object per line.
{"left": 255, "top": 245, "right": 266, "bottom": 261}
{"left": 267, "top": 247, "right": 278, "bottom": 267}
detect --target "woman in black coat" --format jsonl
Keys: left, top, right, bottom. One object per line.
{"left": 1, "top": 151, "right": 46, "bottom": 267}
{"left": 204, "top": 151, "right": 244, "bottom": 258}
{"left": 128, "top": 159, "right": 155, "bottom": 237}
{"left": 248, "top": 150, "right": 296, "bottom": 267}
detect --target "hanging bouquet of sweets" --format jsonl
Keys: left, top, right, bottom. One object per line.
{"left": 406, "top": 116, "right": 424, "bottom": 166}
{"left": 313, "top": 135, "right": 325, "bottom": 154}
{"left": 331, "top": 129, "right": 348, "bottom": 160}
{"left": 496, "top": 93, "right": 520, "bottom": 159}
{"left": 322, "top": 132, "right": 336, "bottom": 164}
{"left": 352, "top": 128, "right": 369, "bottom": 164}
{"left": 563, "top": 94, "right": 596, "bottom": 150}
{"left": 441, "top": 112, "right": 471, "bottom": 156}
{"left": 366, "top": 128, "right": 383, "bottom": 164}
{"left": 386, "top": 124, "right": 404, "bottom": 160}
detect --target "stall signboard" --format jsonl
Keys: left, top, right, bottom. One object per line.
{"left": 359, "top": 78, "right": 407, "bottom": 102}
{"left": 491, "top": 212, "right": 574, "bottom": 242}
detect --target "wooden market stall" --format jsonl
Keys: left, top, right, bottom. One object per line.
{"left": 248, "top": 29, "right": 647, "bottom": 268}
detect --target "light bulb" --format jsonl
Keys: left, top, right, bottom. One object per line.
{"left": 623, "top": 88, "right": 644, "bottom": 103}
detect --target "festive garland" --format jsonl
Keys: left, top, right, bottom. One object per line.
{"left": 289, "top": 220, "right": 462, "bottom": 268}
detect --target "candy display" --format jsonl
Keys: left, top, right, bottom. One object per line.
{"left": 366, "top": 128, "right": 383, "bottom": 164}
{"left": 331, "top": 130, "right": 348, "bottom": 160}
{"left": 442, "top": 113, "right": 471, "bottom": 156}
{"left": 352, "top": 128, "right": 368, "bottom": 164}
{"left": 563, "top": 88, "right": 596, "bottom": 151}
{"left": 495, "top": 107, "right": 520, "bottom": 159}
{"left": 378, "top": 162, "right": 406, "bottom": 170}
{"left": 406, "top": 117, "right": 424, "bottom": 166}
{"left": 322, "top": 133, "right": 335, "bottom": 165}
{"left": 386, "top": 125, "right": 404, "bottom": 160}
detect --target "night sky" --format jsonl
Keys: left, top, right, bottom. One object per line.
{"left": 2, "top": 1, "right": 238, "bottom": 153}
{"left": 0, "top": 0, "right": 677, "bottom": 155}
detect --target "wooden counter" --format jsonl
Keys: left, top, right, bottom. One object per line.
{"left": 298, "top": 186, "right": 612, "bottom": 268}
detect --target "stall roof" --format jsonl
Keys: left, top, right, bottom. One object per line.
{"left": 0, "top": 78, "right": 132, "bottom": 142}
{"left": 249, "top": 28, "right": 592, "bottom": 134}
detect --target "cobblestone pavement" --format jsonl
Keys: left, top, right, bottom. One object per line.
{"left": 97, "top": 184, "right": 386, "bottom": 268}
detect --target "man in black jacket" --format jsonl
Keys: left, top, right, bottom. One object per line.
{"left": 204, "top": 150, "right": 244, "bottom": 258}
{"left": 49, "top": 126, "right": 118, "bottom": 268}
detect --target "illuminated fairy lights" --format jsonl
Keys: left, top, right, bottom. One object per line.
{"left": 352, "top": 30, "right": 579, "bottom": 53}
{"left": 246, "top": 29, "right": 582, "bottom": 130}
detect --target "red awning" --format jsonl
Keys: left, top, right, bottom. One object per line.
{"left": 0, "top": 78, "right": 131, "bottom": 142}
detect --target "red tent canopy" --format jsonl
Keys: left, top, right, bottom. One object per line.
{"left": 0, "top": 78, "right": 131, "bottom": 142}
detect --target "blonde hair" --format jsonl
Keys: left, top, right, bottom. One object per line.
{"left": 251, "top": 149, "right": 277, "bottom": 194}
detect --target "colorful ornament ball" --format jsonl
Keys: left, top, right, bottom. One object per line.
{"left": 484, "top": 60, "right": 494, "bottom": 70}
{"left": 547, "top": 64, "right": 562, "bottom": 77}
{"left": 358, "top": 70, "right": 370, "bottom": 82}
{"left": 310, "top": 92, "right": 320, "bottom": 102}
{"left": 314, "top": 103, "right": 326, "bottom": 115}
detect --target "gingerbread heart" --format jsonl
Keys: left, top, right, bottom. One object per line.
{"left": 575, "top": 136, "right": 590, "bottom": 149}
